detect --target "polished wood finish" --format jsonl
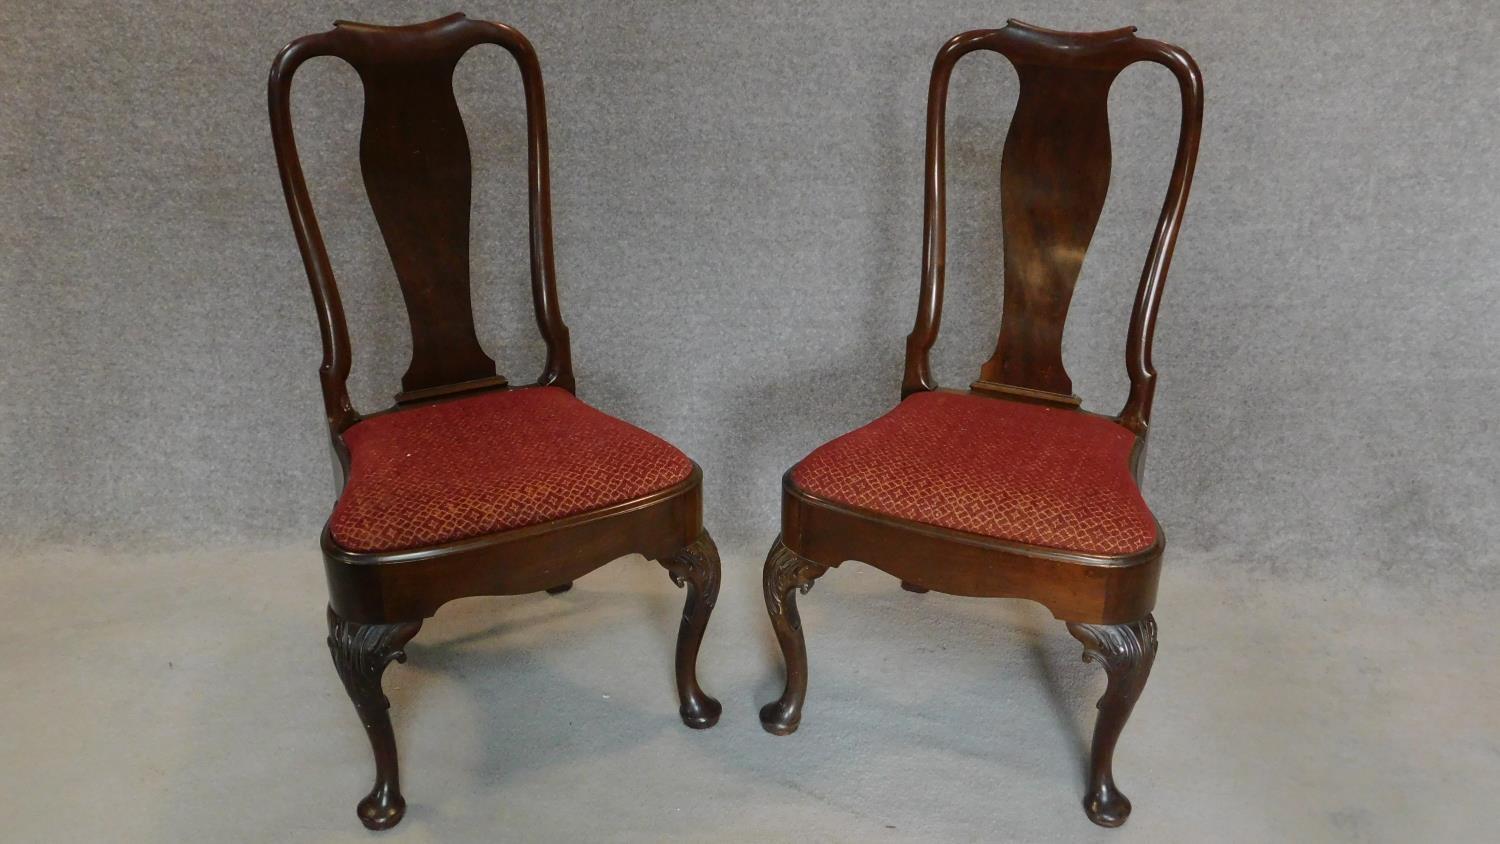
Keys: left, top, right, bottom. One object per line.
{"left": 763, "top": 21, "right": 1201, "bottom": 828}
{"left": 1068, "top": 615, "right": 1158, "bottom": 827}
{"left": 901, "top": 21, "right": 1203, "bottom": 435}
{"left": 358, "top": 30, "right": 498, "bottom": 401}
{"left": 325, "top": 609, "right": 422, "bottom": 831}
{"left": 759, "top": 537, "right": 829, "bottom": 735}
{"left": 659, "top": 530, "right": 724, "bottom": 727}
{"left": 269, "top": 13, "right": 572, "bottom": 435}
{"left": 269, "top": 14, "right": 716, "bottom": 830}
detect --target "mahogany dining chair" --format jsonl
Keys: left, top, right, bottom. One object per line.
{"left": 269, "top": 14, "right": 720, "bottom": 830}
{"left": 757, "top": 20, "right": 1202, "bottom": 828}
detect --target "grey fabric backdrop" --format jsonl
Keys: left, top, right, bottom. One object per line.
{"left": 2, "top": 1, "right": 1497, "bottom": 587}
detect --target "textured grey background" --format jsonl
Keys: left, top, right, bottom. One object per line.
{"left": 2, "top": 0, "right": 1498, "bottom": 583}
{"left": 4, "top": 3, "right": 1499, "bottom": 841}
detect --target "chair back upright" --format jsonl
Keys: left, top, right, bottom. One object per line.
{"left": 902, "top": 20, "right": 1203, "bottom": 435}
{"left": 269, "top": 13, "right": 574, "bottom": 434}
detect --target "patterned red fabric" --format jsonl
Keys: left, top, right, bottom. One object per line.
{"left": 329, "top": 387, "right": 693, "bottom": 553}
{"left": 791, "top": 391, "right": 1157, "bottom": 556}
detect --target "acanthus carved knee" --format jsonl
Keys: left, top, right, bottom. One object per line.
{"left": 660, "top": 529, "right": 720, "bottom": 608}
{"left": 763, "top": 538, "right": 826, "bottom": 631}
{"left": 327, "top": 608, "right": 423, "bottom": 717}
{"left": 1066, "top": 615, "right": 1157, "bottom": 704}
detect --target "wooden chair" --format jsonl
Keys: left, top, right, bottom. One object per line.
{"left": 758, "top": 21, "right": 1202, "bottom": 828}
{"left": 268, "top": 14, "right": 720, "bottom": 830}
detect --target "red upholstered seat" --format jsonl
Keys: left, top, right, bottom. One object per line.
{"left": 329, "top": 387, "right": 694, "bottom": 553}
{"left": 790, "top": 391, "right": 1157, "bottom": 556}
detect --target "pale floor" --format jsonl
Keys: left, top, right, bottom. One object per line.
{"left": 1, "top": 542, "right": 1493, "bottom": 842}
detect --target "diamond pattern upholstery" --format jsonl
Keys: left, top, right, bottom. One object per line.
{"left": 790, "top": 391, "right": 1157, "bottom": 556}
{"left": 329, "top": 387, "right": 693, "bottom": 553}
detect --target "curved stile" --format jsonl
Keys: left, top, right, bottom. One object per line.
{"left": 268, "top": 14, "right": 716, "bottom": 830}
{"left": 767, "top": 20, "right": 1202, "bottom": 828}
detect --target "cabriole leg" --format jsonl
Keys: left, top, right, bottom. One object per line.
{"left": 1065, "top": 614, "right": 1158, "bottom": 827}
{"left": 659, "top": 530, "right": 722, "bottom": 728}
{"left": 758, "top": 535, "right": 827, "bottom": 735}
{"left": 326, "top": 607, "right": 423, "bottom": 831}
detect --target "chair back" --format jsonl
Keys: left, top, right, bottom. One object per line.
{"left": 269, "top": 14, "right": 574, "bottom": 432}
{"left": 902, "top": 20, "right": 1203, "bottom": 433}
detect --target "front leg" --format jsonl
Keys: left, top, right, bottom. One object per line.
{"left": 1066, "top": 615, "right": 1158, "bottom": 827}
{"left": 658, "top": 529, "right": 722, "bottom": 728}
{"left": 758, "top": 535, "right": 828, "bottom": 735}
{"left": 327, "top": 607, "right": 423, "bottom": 831}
